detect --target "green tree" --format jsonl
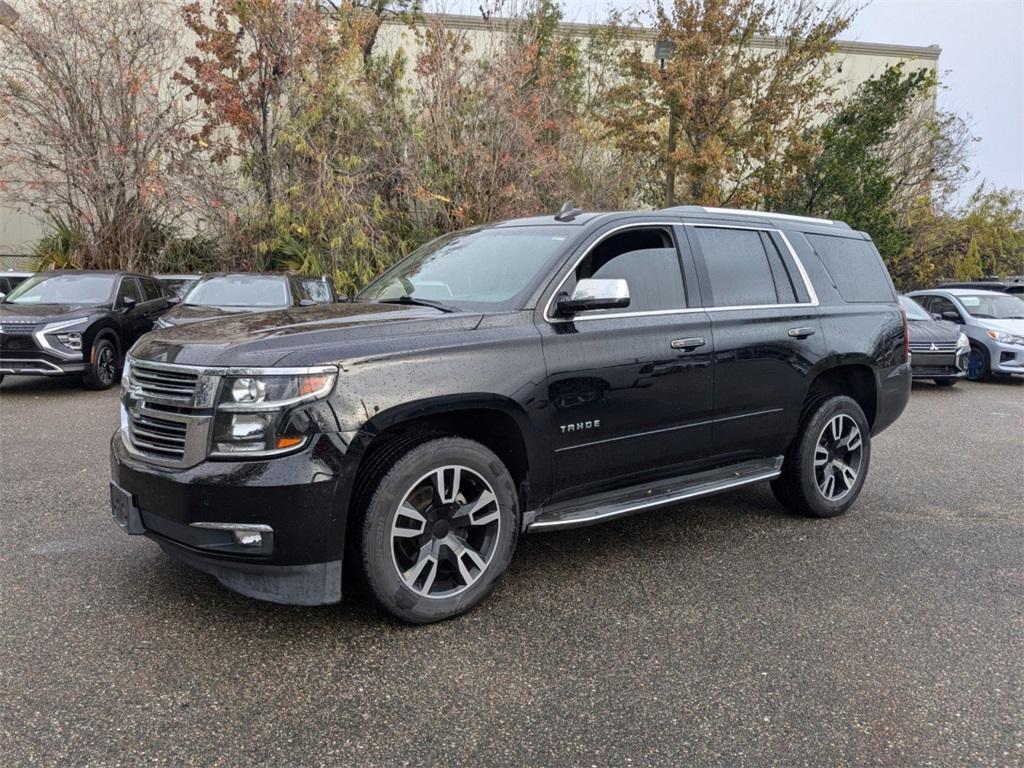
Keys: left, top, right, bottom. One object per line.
{"left": 600, "top": 0, "right": 854, "bottom": 208}
{"left": 953, "top": 236, "right": 983, "bottom": 281}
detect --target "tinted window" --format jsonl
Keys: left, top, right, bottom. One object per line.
{"left": 564, "top": 228, "right": 686, "bottom": 313}
{"left": 140, "top": 278, "right": 162, "bottom": 302}
{"left": 185, "top": 276, "right": 290, "bottom": 308}
{"left": 696, "top": 227, "right": 779, "bottom": 307}
{"left": 116, "top": 277, "right": 143, "bottom": 307}
{"left": 805, "top": 233, "right": 893, "bottom": 303}
{"left": 6, "top": 274, "right": 115, "bottom": 305}
{"left": 359, "top": 226, "right": 574, "bottom": 306}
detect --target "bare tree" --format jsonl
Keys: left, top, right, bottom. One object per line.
{"left": 0, "top": 0, "right": 209, "bottom": 269}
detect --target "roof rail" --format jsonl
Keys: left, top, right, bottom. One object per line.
{"left": 663, "top": 205, "right": 847, "bottom": 228}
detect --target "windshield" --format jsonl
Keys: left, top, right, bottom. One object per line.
{"left": 900, "top": 295, "right": 932, "bottom": 321}
{"left": 184, "top": 276, "right": 290, "bottom": 308}
{"left": 957, "top": 293, "right": 1024, "bottom": 320}
{"left": 4, "top": 274, "right": 115, "bottom": 305}
{"left": 357, "top": 226, "right": 574, "bottom": 307}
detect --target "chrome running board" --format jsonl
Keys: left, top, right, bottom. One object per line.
{"left": 524, "top": 457, "right": 783, "bottom": 532}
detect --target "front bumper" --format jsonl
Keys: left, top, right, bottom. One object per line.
{"left": 910, "top": 348, "right": 968, "bottom": 379}
{"left": 988, "top": 341, "right": 1024, "bottom": 376}
{"left": 110, "top": 431, "right": 355, "bottom": 605}
{"left": 0, "top": 352, "right": 88, "bottom": 376}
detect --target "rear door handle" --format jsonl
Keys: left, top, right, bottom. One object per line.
{"left": 788, "top": 327, "right": 816, "bottom": 339}
{"left": 670, "top": 337, "right": 706, "bottom": 350}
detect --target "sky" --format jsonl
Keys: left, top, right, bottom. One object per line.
{"left": 433, "top": 0, "right": 1024, "bottom": 200}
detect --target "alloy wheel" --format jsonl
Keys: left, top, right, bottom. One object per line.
{"left": 390, "top": 465, "right": 501, "bottom": 599}
{"left": 813, "top": 414, "right": 864, "bottom": 501}
{"left": 97, "top": 345, "right": 117, "bottom": 386}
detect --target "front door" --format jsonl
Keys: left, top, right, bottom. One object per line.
{"left": 538, "top": 223, "right": 714, "bottom": 501}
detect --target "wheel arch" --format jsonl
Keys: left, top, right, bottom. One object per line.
{"left": 804, "top": 363, "right": 879, "bottom": 429}
{"left": 348, "top": 394, "right": 545, "bottom": 508}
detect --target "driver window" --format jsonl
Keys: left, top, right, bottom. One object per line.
{"left": 569, "top": 228, "right": 686, "bottom": 313}
{"left": 930, "top": 296, "right": 960, "bottom": 319}
{"left": 116, "top": 277, "right": 143, "bottom": 307}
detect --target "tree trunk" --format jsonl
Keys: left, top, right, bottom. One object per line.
{"left": 664, "top": 107, "right": 677, "bottom": 207}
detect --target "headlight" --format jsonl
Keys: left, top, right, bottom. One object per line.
{"left": 986, "top": 329, "right": 1024, "bottom": 346}
{"left": 210, "top": 369, "right": 336, "bottom": 457}
{"left": 956, "top": 332, "right": 969, "bottom": 350}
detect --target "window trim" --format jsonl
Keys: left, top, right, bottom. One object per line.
{"left": 114, "top": 275, "right": 144, "bottom": 308}
{"left": 543, "top": 222, "right": 819, "bottom": 323}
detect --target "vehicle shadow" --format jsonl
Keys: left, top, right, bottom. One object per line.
{"left": 0, "top": 375, "right": 106, "bottom": 397}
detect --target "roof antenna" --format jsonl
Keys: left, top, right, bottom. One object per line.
{"left": 554, "top": 200, "right": 583, "bottom": 222}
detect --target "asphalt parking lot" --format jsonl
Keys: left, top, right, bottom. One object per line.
{"left": 1, "top": 376, "right": 1022, "bottom": 767}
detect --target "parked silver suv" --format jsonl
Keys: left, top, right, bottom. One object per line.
{"left": 907, "top": 288, "right": 1024, "bottom": 380}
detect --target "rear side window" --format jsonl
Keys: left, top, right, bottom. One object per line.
{"left": 695, "top": 227, "right": 795, "bottom": 307}
{"left": 140, "top": 278, "right": 162, "bottom": 302}
{"left": 805, "top": 233, "right": 894, "bottom": 303}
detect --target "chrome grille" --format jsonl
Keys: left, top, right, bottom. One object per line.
{"left": 127, "top": 412, "right": 188, "bottom": 460}
{"left": 130, "top": 361, "right": 199, "bottom": 402}
{"left": 909, "top": 341, "right": 958, "bottom": 353}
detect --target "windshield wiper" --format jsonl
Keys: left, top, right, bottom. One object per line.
{"left": 376, "top": 295, "right": 457, "bottom": 313}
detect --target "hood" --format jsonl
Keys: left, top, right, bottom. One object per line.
{"left": 160, "top": 303, "right": 265, "bottom": 327}
{"left": 0, "top": 302, "right": 106, "bottom": 324}
{"left": 973, "top": 317, "right": 1024, "bottom": 336}
{"left": 907, "top": 318, "right": 961, "bottom": 343}
{"left": 132, "top": 301, "right": 484, "bottom": 368}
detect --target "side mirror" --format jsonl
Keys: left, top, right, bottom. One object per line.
{"left": 0, "top": 292, "right": 6, "bottom": 302}
{"left": 298, "top": 298, "right": 318, "bottom": 307}
{"left": 166, "top": 296, "right": 181, "bottom": 306}
{"left": 336, "top": 295, "right": 349, "bottom": 303}
{"left": 121, "top": 296, "right": 137, "bottom": 310}
{"left": 557, "top": 278, "right": 630, "bottom": 315}
{"left": 941, "top": 310, "right": 962, "bottom": 323}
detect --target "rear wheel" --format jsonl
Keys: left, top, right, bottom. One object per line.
{"left": 82, "top": 338, "right": 119, "bottom": 390}
{"left": 966, "top": 344, "right": 991, "bottom": 381}
{"left": 772, "top": 395, "right": 871, "bottom": 518}
{"left": 356, "top": 437, "right": 519, "bottom": 623}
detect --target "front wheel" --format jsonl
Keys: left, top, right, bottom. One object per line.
{"left": 966, "top": 344, "right": 991, "bottom": 381}
{"left": 772, "top": 395, "right": 871, "bottom": 518}
{"left": 356, "top": 437, "right": 520, "bottom": 623}
{"left": 82, "top": 338, "right": 120, "bottom": 390}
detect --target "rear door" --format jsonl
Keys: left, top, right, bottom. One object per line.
{"left": 538, "top": 222, "right": 714, "bottom": 500}
{"left": 685, "top": 224, "right": 827, "bottom": 460}
{"left": 115, "top": 277, "right": 149, "bottom": 345}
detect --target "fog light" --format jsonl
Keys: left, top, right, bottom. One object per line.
{"left": 56, "top": 332, "right": 82, "bottom": 350}
{"left": 233, "top": 530, "right": 263, "bottom": 546}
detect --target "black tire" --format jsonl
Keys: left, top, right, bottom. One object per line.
{"left": 771, "top": 394, "right": 871, "bottom": 518}
{"left": 933, "top": 378, "right": 957, "bottom": 387}
{"left": 966, "top": 343, "right": 991, "bottom": 382}
{"left": 356, "top": 436, "right": 519, "bottom": 623}
{"left": 82, "top": 338, "right": 120, "bottom": 390}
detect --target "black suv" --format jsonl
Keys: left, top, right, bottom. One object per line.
{"left": 0, "top": 271, "right": 171, "bottom": 389}
{"left": 110, "top": 207, "right": 911, "bottom": 622}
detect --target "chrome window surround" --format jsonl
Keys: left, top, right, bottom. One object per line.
{"left": 543, "top": 221, "right": 819, "bottom": 323}
{"left": 121, "top": 357, "right": 337, "bottom": 468}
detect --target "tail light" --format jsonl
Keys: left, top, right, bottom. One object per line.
{"left": 900, "top": 308, "right": 910, "bottom": 360}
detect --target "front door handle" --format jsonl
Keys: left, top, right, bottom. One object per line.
{"left": 788, "top": 327, "right": 816, "bottom": 339}
{"left": 670, "top": 337, "right": 706, "bottom": 350}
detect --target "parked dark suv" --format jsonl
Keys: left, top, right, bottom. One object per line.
{"left": 1, "top": 271, "right": 171, "bottom": 389}
{"left": 110, "top": 207, "right": 911, "bottom": 622}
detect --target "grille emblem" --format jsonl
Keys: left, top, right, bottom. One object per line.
{"left": 930, "top": 342, "right": 939, "bottom": 351}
